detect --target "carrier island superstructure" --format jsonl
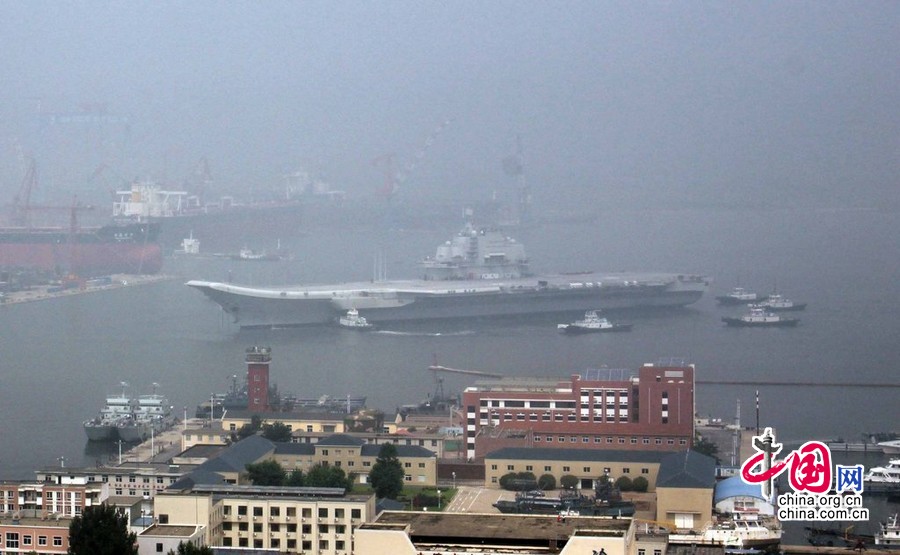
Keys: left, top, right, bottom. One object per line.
{"left": 187, "top": 224, "right": 708, "bottom": 328}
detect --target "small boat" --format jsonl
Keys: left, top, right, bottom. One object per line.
{"left": 750, "top": 293, "right": 806, "bottom": 311}
{"left": 558, "top": 310, "right": 632, "bottom": 334}
{"left": 671, "top": 514, "right": 783, "bottom": 551}
{"left": 230, "top": 247, "right": 283, "bottom": 261}
{"left": 864, "top": 458, "right": 900, "bottom": 492}
{"left": 879, "top": 439, "right": 900, "bottom": 455}
{"left": 875, "top": 513, "right": 900, "bottom": 549}
{"left": 339, "top": 308, "right": 373, "bottom": 330}
{"left": 722, "top": 307, "right": 799, "bottom": 327}
{"left": 716, "top": 287, "right": 767, "bottom": 306}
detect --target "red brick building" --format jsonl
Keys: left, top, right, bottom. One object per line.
{"left": 463, "top": 362, "right": 695, "bottom": 459}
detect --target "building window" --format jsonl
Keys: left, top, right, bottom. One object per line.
{"left": 655, "top": 438, "right": 662, "bottom": 444}
{"left": 643, "top": 438, "right": 650, "bottom": 444}
{"left": 352, "top": 509, "right": 361, "bottom": 519}
{"left": 507, "top": 465, "right": 514, "bottom": 471}
{"left": 38, "top": 536, "right": 47, "bottom": 546}
{"left": 526, "top": 465, "right": 533, "bottom": 471}
{"left": 534, "top": 436, "right": 541, "bottom": 442}
{"left": 270, "top": 507, "right": 280, "bottom": 517}
{"left": 319, "top": 508, "right": 328, "bottom": 518}
{"left": 156, "top": 542, "right": 164, "bottom": 552}
{"left": 668, "top": 439, "right": 675, "bottom": 445}
{"left": 158, "top": 514, "right": 169, "bottom": 524}
{"left": 491, "top": 464, "right": 497, "bottom": 470}
{"left": 631, "top": 437, "right": 638, "bottom": 444}
{"left": 253, "top": 506, "right": 263, "bottom": 517}
{"left": 546, "top": 436, "right": 553, "bottom": 442}
{"left": 544, "top": 466, "right": 551, "bottom": 472}
{"left": 6, "top": 532, "right": 20, "bottom": 549}
{"left": 642, "top": 468, "right": 650, "bottom": 474}
{"left": 558, "top": 436, "right": 565, "bottom": 442}
{"left": 594, "top": 437, "right": 602, "bottom": 443}
{"left": 562, "top": 466, "right": 570, "bottom": 472}
{"left": 607, "top": 437, "right": 613, "bottom": 443}
{"left": 319, "top": 539, "right": 329, "bottom": 550}
{"left": 418, "top": 462, "right": 425, "bottom": 468}
{"left": 623, "top": 467, "right": 630, "bottom": 474}
{"left": 618, "top": 437, "right": 625, "bottom": 444}
{"left": 638, "top": 549, "right": 646, "bottom": 555}
{"left": 53, "top": 537, "right": 63, "bottom": 547}
{"left": 23, "top": 535, "right": 32, "bottom": 546}
{"left": 582, "top": 437, "right": 589, "bottom": 443}
{"left": 583, "top": 467, "right": 591, "bottom": 473}
{"left": 680, "top": 439, "right": 688, "bottom": 445}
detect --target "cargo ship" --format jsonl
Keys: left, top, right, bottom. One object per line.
{"left": 187, "top": 223, "right": 707, "bottom": 328}
{"left": 0, "top": 222, "right": 163, "bottom": 276}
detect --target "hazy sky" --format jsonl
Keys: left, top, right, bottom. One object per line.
{"left": 1, "top": 1, "right": 898, "bottom": 211}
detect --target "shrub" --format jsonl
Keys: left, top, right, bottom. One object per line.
{"left": 614, "top": 475, "right": 633, "bottom": 492}
{"left": 560, "top": 474, "right": 579, "bottom": 489}
{"left": 537, "top": 473, "right": 556, "bottom": 490}
{"left": 632, "top": 476, "right": 649, "bottom": 492}
{"left": 498, "top": 472, "right": 518, "bottom": 490}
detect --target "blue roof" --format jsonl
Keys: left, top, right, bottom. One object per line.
{"left": 714, "top": 475, "right": 766, "bottom": 503}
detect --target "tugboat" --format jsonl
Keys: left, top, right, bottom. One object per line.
{"left": 339, "top": 308, "right": 373, "bottom": 330}
{"left": 876, "top": 514, "right": 900, "bottom": 549}
{"left": 557, "top": 310, "right": 633, "bottom": 334}
{"left": 750, "top": 293, "right": 807, "bottom": 311}
{"left": 716, "top": 287, "right": 767, "bottom": 306}
{"left": 722, "top": 307, "right": 799, "bottom": 327}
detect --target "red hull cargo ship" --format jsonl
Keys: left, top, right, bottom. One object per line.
{"left": 0, "top": 222, "right": 163, "bottom": 276}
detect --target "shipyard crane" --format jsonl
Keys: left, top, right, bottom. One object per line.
{"left": 374, "top": 119, "right": 451, "bottom": 198}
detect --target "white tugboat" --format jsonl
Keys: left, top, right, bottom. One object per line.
{"left": 750, "top": 293, "right": 806, "bottom": 311}
{"left": 876, "top": 513, "right": 900, "bottom": 549}
{"left": 339, "top": 308, "right": 373, "bottom": 330}
{"left": 722, "top": 307, "right": 799, "bottom": 327}
{"left": 716, "top": 287, "right": 767, "bottom": 305}
{"left": 558, "top": 310, "right": 633, "bottom": 334}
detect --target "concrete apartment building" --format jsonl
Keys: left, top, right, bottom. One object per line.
{"left": 0, "top": 514, "right": 73, "bottom": 554}
{"left": 463, "top": 362, "right": 695, "bottom": 459}
{"left": 155, "top": 484, "right": 374, "bottom": 554}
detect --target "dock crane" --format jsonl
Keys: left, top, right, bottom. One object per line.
{"left": 374, "top": 119, "right": 451, "bottom": 198}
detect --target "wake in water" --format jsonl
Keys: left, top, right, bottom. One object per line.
{"left": 374, "top": 330, "right": 476, "bottom": 337}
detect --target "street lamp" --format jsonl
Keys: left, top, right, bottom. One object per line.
{"left": 437, "top": 489, "right": 442, "bottom": 510}
{"left": 452, "top": 471, "right": 456, "bottom": 489}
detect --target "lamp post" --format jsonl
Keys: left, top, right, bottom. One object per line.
{"left": 452, "top": 471, "right": 456, "bottom": 489}
{"left": 437, "top": 489, "right": 442, "bottom": 510}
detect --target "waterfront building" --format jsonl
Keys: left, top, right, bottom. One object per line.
{"left": 290, "top": 429, "right": 449, "bottom": 458}
{"left": 0, "top": 514, "right": 73, "bottom": 554}
{"left": 483, "top": 447, "right": 667, "bottom": 491}
{"left": 463, "top": 362, "right": 696, "bottom": 460}
{"left": 0, "top": 477, "right": 107, "bottom": 518}
{"left": 356, "top": 511, "right": 639, "bottom": 555}
{"left": 135, "top": 523, "right": 206, "bottom": 554}
{"left": 274, "top": 434, "right": 438, "bottom": 487}
{"left": 221, "top": 409, "right": 349, "bottom": 436}
{"left": 655, "top": 450, "right": 717, "bottom": 531}
{"left": 155, "top": 484, "right": 375, "bottom": 553}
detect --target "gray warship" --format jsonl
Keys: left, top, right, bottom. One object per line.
{"left": 187, "top": 223, "right": 708, "bottom": 328}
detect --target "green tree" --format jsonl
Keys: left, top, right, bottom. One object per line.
{"left": 559, "top": 474, "right": 579, "bottom": 490}
{"left": 693, "top": 436, "right": 720, "bottom": 463}
{"left": 245, "top": 459, "right": 287, "bottom": 486}
{"left": 306, "top": 463, "right": 353, "bottom": 491}
{"left": 632, "top": 476, "right": 649, "bottom": 493}
{"left": 167, "top": 541, "right": 214, "bottom": 555}
{"left": 498, "top": 472, "right": 518, "bottom": 490}
{"left": 67, "top": 503, "right": 138, "bottom": 555}
{"left": 285, "top": 469, "right": 305, "bottom": 487}
{"left": 368, "top": 443, "right": 405, "bottom": 499}
{"left": 537, "top": 473, "right": 556, "bottom": 490}
{"left": 614, "top": 475, "right": 633, "bottom": 492}
{"left": 261, "top": 421, "right": 293, "bottom": 442}
{"left": 236, "top": 414, "right": 263, "bottom": 440}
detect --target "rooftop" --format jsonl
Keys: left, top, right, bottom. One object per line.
{"left": 138, "top": 524, "right": 202, "bottom": 537}
{"left": 371, "top": 511, "right": 630, "bottom": 542}
{"left": 486, "top": 447, "right": 668, "bottom": 464}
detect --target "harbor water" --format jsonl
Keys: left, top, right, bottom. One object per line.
{"left": 0, "top": 206, "right": 898, "bottom": 484}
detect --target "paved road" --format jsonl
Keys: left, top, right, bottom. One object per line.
{"left": 445, "top": 486, "right": 517, "bottom": 513}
